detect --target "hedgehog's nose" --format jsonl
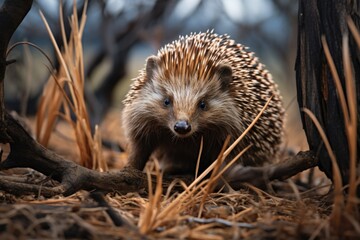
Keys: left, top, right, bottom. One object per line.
{"left": 174, "top": 120, "right": 191, "bottom": 135}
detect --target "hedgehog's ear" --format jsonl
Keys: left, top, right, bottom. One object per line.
{"left": 216, "top": 64, "right": 233, "bottom": 90}
{"left": 145, "top": 56, "right": 160, "bottom": 81}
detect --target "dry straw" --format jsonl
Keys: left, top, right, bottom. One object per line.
{"left": 37, "top": 0, "right": 107, "bottom": 171}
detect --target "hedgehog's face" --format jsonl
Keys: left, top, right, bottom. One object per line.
{"left": 143, "top": 56, "right": 237, "bottom": 139}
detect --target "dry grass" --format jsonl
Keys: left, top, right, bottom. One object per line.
{"left": 0, "top": 180, "right": 332, "bottom": 239}
{"left": 35, "top": 0, "right": 107, "bottom": 171}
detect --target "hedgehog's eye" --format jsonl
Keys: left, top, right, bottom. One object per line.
{"left": 199, "top": 100, "right": 206, "bottom": 110}
{"left": 164, "top": 98, "right": 171, "bottom": 107}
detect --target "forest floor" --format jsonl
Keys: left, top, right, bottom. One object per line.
{"left": 0, "top": 110, "right": 346, "bottom": 240}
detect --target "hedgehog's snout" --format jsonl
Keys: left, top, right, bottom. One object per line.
{"left": 174, "top": 120, "right": 192, "bottom": 135}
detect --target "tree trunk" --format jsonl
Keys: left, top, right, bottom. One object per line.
{"left": 296, "top": 0, "right": 360, "bottom": 185}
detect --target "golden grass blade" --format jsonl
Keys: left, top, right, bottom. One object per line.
{"left": 151, "top": 180, "right": 211, "bottom": 230}
{"left": 93, "top": 125, "right": 107, "bottom": 171}
{"left": 301, "top": 109, "right": 339, "bottom": 176}
{"left": 164, "top": 179, "right": 188, "bottom": 200}
{"left": 139, "top": 177, "right": 153, "bottom": 232}
{"left": 321, "top": 36, "right": 350, "bottom": 124}
{"left": 48, "top": 72, "right": 77, "bottom": 114}
{"left": 223, "top": 95, "right": 273, "bottom": 158}
{"left": 214, "top": 145, "right": 252, "bottom": 181}
{"left": 195, "top": 136, "right": 203, "bottom": 179}
{"left": 323, "top": 29, "right": 358, "bottom": 220}
{"left": 342, "top": 34, "right": 357, "bottom": 150}
{"left": 71, "top": 1, "right": 85, "bottom": 87}
{"left": 347, "top": 17, "right": 360, "bottom": 48}
{"left": 198, "top": 136, "right": 230, "bottom": 217}
{"left": 59, "top": 0, "right": 68, "bottom": 57}
{"left": 343, "top": 26, "right": 358, "bottom": 217}
{"left": 242, "top": 182, "right": 283, "bottom": 203}
{"left": 229, "top": 207, "right": 254, "bottom": 221}
{"left": 37, "top": 79, "right": 64, "bottom": 145}
{"left": 302, "top": 108, "right": 344, "bottom": 229}
{"left": 212, "top": 136, "right": 231, "bottom": 177}
{"left": 139, "top": 160, "right": 163, "bottom": 234}
{"left": 39, "top": 11, "right": 73, "bottom": 100}
{"left": 37, "top": 70, "right": 72, "bottom": 145}
{"left": 79, "top": 1, "right": 88, "bottom": 38}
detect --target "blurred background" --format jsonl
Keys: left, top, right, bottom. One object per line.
{"left": 3, "top": 0, "right": 307, "bottom": 153}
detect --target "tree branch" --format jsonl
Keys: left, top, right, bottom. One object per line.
{"left": 226, "top": 151, "right": 318, "bottom": 189}
{"left": 0, "top": 0, "right": 33, "bottom": 143}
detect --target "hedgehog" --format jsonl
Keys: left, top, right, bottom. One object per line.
{"left": 122, "top": 31, "right": 284, "bottom": 176}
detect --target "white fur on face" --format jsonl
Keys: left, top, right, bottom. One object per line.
{"left": 132, "top": 71, "right": 241, "bottom": 139}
